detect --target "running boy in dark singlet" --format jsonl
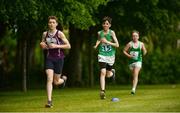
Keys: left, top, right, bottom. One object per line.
{"left": 40, "top": 16, "right": 71, "bottom": 108}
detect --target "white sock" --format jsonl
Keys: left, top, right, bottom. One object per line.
{"left": 132, "top": 88, "right": 136, "bottom": 92}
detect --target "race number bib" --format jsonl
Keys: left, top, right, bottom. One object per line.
{"left": 46, "top": 37, "right": 57, "bottom": 45}
{"left": 101, "top": 44, "right": 112, "bottom": 52}
{"left": 130, "top": 51, "right": 139, "bottom": 60}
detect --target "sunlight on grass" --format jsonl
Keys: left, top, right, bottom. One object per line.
{"left": 0, "top": 84, "right": 180, "bottom": 112}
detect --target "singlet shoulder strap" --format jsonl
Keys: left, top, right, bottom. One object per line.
{"left": 54, "top": 30, "right": 62, "bottom": 45}
{"left": 138, "top": 41, "right": 142, "bottom": 49}
{"left": 54, "top": 30, "right": 59, "bottom": 38}
{"left": 109, "top": 29, "right": 113, "bottom": 39}
{"left": 99, "top": 30, "right": 112, "bottom": 36}
{"left": 46, "top": 31, "right": 48, "bottom": 37}
{"left": 43, "top": 31, "right": 48, "bottom": 41}
{"left": 129, "top": 41, "right": 133, "bottom": 47}
{"left": 99, "top": 30, "right": 104, "bottom": 38}
{"left": 108, "top": 29, "right": 112, "bottom": 35}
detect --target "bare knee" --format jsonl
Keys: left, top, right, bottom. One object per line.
{"left": 47, "top": 78, "right": 53, "bottom": 84}
{"left": 100, "top": 70, "right": 106, "bottom": 77}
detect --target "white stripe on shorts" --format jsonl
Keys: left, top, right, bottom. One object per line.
{"left": 98, "top": 55, "right": 115, "bottom": 66}
{"left": 129, "top": 61, "right": 142, "bottom": 70}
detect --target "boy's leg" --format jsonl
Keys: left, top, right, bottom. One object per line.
{"left": 45, "top": 69, "right": 54, "bottom": 107}
{"left": 99, "top": 62, "right": 107, "bottom": 99}
{"left": 53, "top": 74, "right": 67, "bottom": 87}
{"left": 131, "top": 62, "right": 142, "bottom": 94}
{"left": 53, "top": 58, "right": 67, "bottom": 87}
{"left": 100, "top": 68, "right": 106, "bottom": 91}
{"left": 131, "top": 67, "right": 141, "bottom": 94}
{"left": 106, "top": 70, "right": 113, "bottom": 78}
{"left": 100, "top": 69, "right": 106, "bottom": 99}
{"left": 53, "top": 74, "right": 63, "bottom": 85}
{"left": 105, "top": 64, "right": 115, "bottom": 81}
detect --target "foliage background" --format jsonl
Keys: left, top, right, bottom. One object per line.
{"left": 0, "top": 0, "right": 180, "bottom": 90}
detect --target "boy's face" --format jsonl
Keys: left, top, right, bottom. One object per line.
{"left": 102, "top": 20, "right": 111, "bottom": 31}
{"left": 132, "top": 32, "right": 139, "bottom": 42}
{"left": 48, "top": 19, "right": 58, "bottom": 30}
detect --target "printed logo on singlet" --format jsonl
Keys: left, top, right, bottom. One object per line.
{"left": 101, "top": 44, "right": 112, "bottom": 52}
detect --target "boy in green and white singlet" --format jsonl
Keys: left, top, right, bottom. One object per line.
{"left": 94, "top": 16, "right": 119, "bottom": 99}
{"left": 123, "top": 30, "right": 147, "bottom": 95}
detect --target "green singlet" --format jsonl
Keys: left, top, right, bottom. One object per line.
{"left": 129, "top": 41, "right": 142, "bottom": 64}
{"left": 98, "top": 30, "right": 116, "bottom": 56}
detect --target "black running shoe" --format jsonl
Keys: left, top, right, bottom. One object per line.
{"left": 131, "top": 90, "right": 135, "bottom": 95}
{"left": 61, "top": 76, "right": 67, "bottom": 88}
{"left": 100, "top": 90, "right": 106, "bottom": 99}
{"left": 111, "top": 69, "right": 116, "bottom": 81}
{"left": 45, "top": 101, "right": 53, "bottom": 108}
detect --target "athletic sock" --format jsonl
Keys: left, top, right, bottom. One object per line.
{"left": 48, "top": 100, "right": 52, "bottom": 105}
{"left": 131, "top": 88, "right": 136, "bottom": 94}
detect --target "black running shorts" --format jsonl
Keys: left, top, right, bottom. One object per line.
{"left": 45, "top": 57, "right": 64, "bottom": 74}
{"left": 99, "top": 62, "right": 113, "bottom": 71}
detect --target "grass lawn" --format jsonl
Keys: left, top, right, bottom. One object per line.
{"left": 0, "top": 84, "right": 180, "bottom": 112}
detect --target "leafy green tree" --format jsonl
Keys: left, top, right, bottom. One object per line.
{"left": 0, "top": 0, "right": 44, "bottom": 91}
{"left": 0, "top": 0, "right": 108, "bottom": 89}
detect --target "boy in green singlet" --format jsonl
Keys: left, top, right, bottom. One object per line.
{"left": 123, "top": 30, "right": 147, "bottom": 95}
{"left": 94, "top": 16, "right": 119, "bottom": 99}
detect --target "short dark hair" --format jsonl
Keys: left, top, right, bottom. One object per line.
{"left": 102, "top": 16, "right": 112, "bottom": 24}
{"left": 48, "top": 16, "right": 58, "bottom": 22}
{"left": 132, "top": 30, "right": 139, "bottom": 36}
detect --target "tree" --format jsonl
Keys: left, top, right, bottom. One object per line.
{"left": 0, "top": 0, "right": 44, "bottom": 91}
{"left": 0, "top": 0, "right": 109, "bottom": 89}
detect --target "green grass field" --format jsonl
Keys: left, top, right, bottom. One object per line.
{"left": 0, "top": 84, "right": 180, "bottom": 112}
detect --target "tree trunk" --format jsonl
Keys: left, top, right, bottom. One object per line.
{"left": 88, "top": 27, "right": 98, "bottom": 87}
{"left": 87, "top": 40, "right": 94, "bottom": 87}
{"left": 27, "top": 39, "right": 36, "bottom": 71}
{"left": 88, "top": 36, "right": 94, "bottom": 87}
{"left": 16, "top": 36, "right": 28, "bottom": 92}
{"left": 15, "top": 38, "right": 23, "bottom": 90}
{"left": 84, "top": 29, "right": 95, "bottom": 87}
{"left": 65, "top": 25, "right": 83, "bottom": 87}
{"left": 22, "top": 40, "right": 27, "bottom": 92}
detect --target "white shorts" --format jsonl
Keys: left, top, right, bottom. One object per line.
{"left": 129, "top": 62, "right": 142, "bottom": 70}
{"left": 98, "top": 55, "right": 115, "bottom": 66}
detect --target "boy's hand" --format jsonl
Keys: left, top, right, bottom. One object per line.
{"left": 40, "top": 42, "right": 48, "bottom": 49}
{"left": 48, "top": 43, "right": 58, "bottom": 49}
{"left": 94, "top": 45, "right": 97, "bottom": 49}
{"left": 101, "top": 38, "right": 108, "bottom": 44}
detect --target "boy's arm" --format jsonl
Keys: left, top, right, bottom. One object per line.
{"left": 141, "top": 43, "right": 147, "bottom": 56}
{"left": 100, "top": 30, "right": 119, "bottom": 48}
{"left": 123, "top": 42, "right": 133, "bottom": 58}
{"left": 58, "top": 31, "right": 71, "bottom": 49}
{"left": 111, "top": 30, "right": 119, "bottom": 48}
{"left": 94, "top": 40, "right": 100, "bottom": 49}
{"left": 93, "top": 32, "right": 101, "bottom": 49}
{"left": 40, "top": 32, "right": 48, "bottom": 49}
